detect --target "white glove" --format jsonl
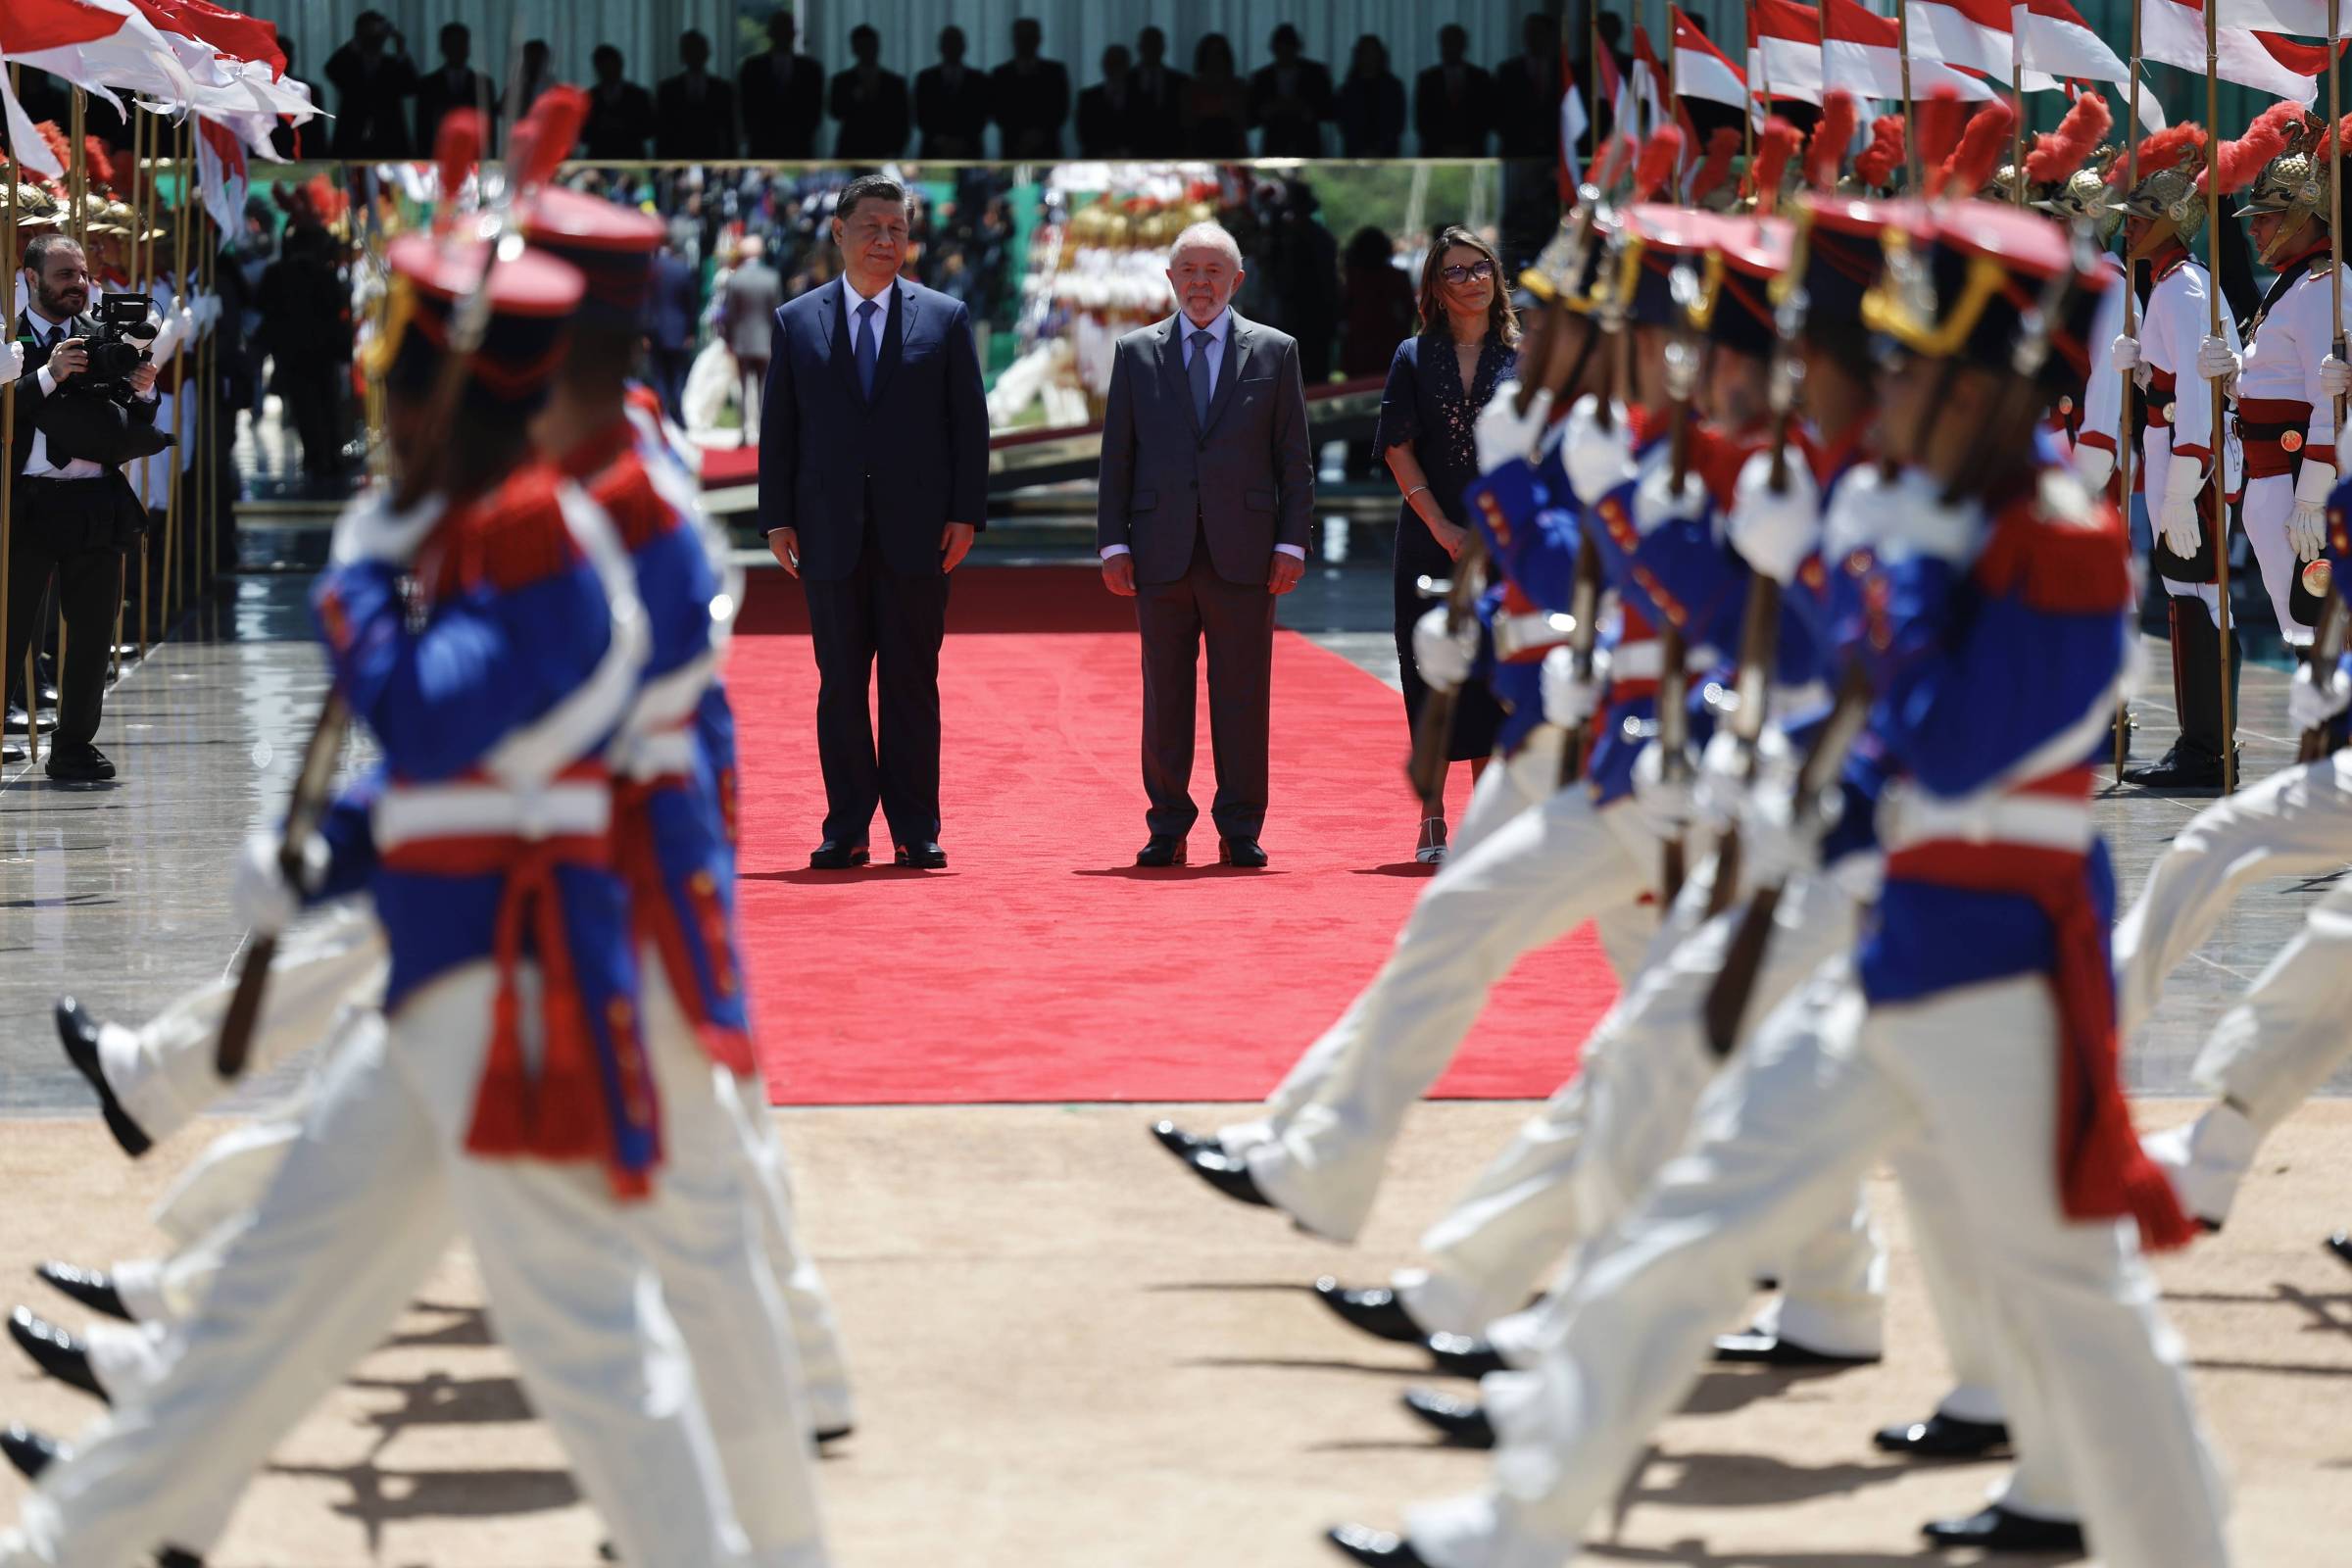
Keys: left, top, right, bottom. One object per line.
{"left": 2109, "top": 334, "right": 2141, "bottom": 374}
{"left": 2321, "top": 354, "right": 2352, "bottom": 403}
{"left": 230, "top": 830, "right": 327, "bottom": 937}
{"left": 1540, "top": 643, "right": 1604, "bottom": 729}
{"left": 1562, "top": 393, "right": 1637, "bottom": 507}
{"left": 1870, "top": 466, "right": 1980, "bottom": 564}
{"left": 1412, "top": 605, "right": 1479, "bottom": 695}
{"left": 2288, "top": 659, "right": 2352, "bottom": 732}
{"left": 1691, "top": 727, "right": 1748, "bottom": 835}
{"left": 1736, "top": 775, "right": 1824, "bottom": 888}
{"left": 2194, "top": 333, "right": 2240, "bottom": 388}
{"left": 1631, "top": 737, "right": 1696, "bottom": 839}
{"left": 2290, "top": 459, "right": 2334, "bottom": 562}
{"left": 149, "top": 314, "right": 182, "bottom": 363}
{"left": 2157, "top": 450, "right": 2207, "bottom": 560}
{"left": 1475, "top": 380, "right": 1555, "bottom": 472}
{"left": 1826, "top": 846, "right": 1887, "bottom": 905}
{"left": 1632, "top": 462, "right": 1708, "bottom": 538}
{"left": 1729, "top": 449, "right": 1822, "bottom": 581}
{"left": 0, "top": 338, "right": 19, "bottom": 388}
{"left": 2074, "top": 443, "right": 2115, "bottom": 493}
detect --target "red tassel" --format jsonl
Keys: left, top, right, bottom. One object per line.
{"left": 1749, "top": 118, "right": 1804, "bottom": 213}
{"left": 2025, "top": 91, "right": 2112, "bottom": 184}
{"left": 1938, "top": 101, "right": 2013, "bottom": 199}
{"left": 2113, "top": 122, "right": 2209, "bottom": 186}
{"left": 1915, "top": 87, "right": 1969, "bottom": 183}
{"left": 1855, "top": 115, "right": 1906, "bottom": 189}
{"left": 2199, "top": 99, "right": 2305, "bottom": 195}
{"left": 1631, "top": 125, "right": 1686, "bottom": 203}
{"left": 1689, "top": 126, "right": 1742, "bottom": 204}
{"left": 1806, "top": 90, "right": 1859, "bottom": 191}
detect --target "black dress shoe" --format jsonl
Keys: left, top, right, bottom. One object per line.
{"left": 1150, "top": 1120, "right": 1224, "bottom": 1163}
{"left": 36, "top": 1261, "right": 133, "bottom": 1323}
{"left": 1326, "top": 1524, "right": 1435, "bottom": 1565}
{"left": 814, "top": 1424, "right": 853, "bottom": 1445}
{"left": 2124, "top": 741, "right": 2236, "bottom": 793}
{"left": 807, "top": 840, "right": 870, "bottom": 870}
{"left": 44, "top": 743, "right": 115, "bottom": 784}
{"left": 893, "top": 841, "right": 947, "bottom": 869}
{"left": 7, "top": 1308, "right": 106, "bottom": 1401}
{"left": 0, "top": 1424, "right": 60, "bottom": 1480}
{"left": 1425, "top": 1333, "right": 1510, "bottom": 1379}
{"left": 1184, "top": 1150, "right": 1273, "bottom": 1208}
{"left": 55, "top": 998, "right": 153, "bottom": 1157}
{"left": 1712, "top": 1327, "right": 1881, "bottom": 1367}
{"left": 2328, "top": 1232, "right": 2352, "bottom": 1272}
{"left": 1313, "top": 1278, "right": 1428, "bottom": 1345}
{"left": 1134, "top": 834, "right": 1187, "bottom": 867}
{"left": 1923, "top": 1503, "right": 2086, "bottom": 1555}
{"left": 1401, "top": 1387, "right": 1495, "bottom": 1448}
{"left": 1874, "top": 1412, "right": 2012, "bottom": 1459}
{"left": 1218, "top": 836, "right": 1269, "bottom": 868}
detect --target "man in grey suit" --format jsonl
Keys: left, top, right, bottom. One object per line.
{"left": 722, "top": 233, "right": 783, "bottom": 431}
{"left": 1098, "top": 221, "right": 1313, "bottom": 868}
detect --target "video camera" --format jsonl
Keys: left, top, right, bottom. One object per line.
{"left": 78, "top": 292, "right": 161, "bottom": 390}
{"left": 29, "top": 291, "right": 172, "bottom": 467}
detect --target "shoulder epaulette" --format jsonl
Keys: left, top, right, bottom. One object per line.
{"left": 451, "top": 465, "right": 581, "bottom": 594}
{"left": 1973, "top": 470, "right": 2132, "bottom": 615}
{"left": 590, "top": 449, "right": 684, "bottom": 555}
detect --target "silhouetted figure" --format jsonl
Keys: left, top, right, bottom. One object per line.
{"left": 656, "top": 29, "right": 739, "bottom": 160}
{"left": 270, "top": 42, "right": 323, "bottom": 161}
{"left": 507, "top": 38, "right": 557, "bottom": 126}
{"left": 1248, "top": 24, "right": 1335, "bottom": 158}
{"left": 323, "top": 11, "right": 417, "bottom": 159}
{"left": 414, "top": 23, "right": 496, "bottom": 158}
{"left": 830, "top": 25, "right": 911, "bottom": 160}
{"left": 1414, "top": 24, "right": 1494, "bottom": 156}
{"left": 1076, "top": 46, "right": 1142, "bottom": 159}
{"left": 1337, "top": 35, "right": 1407, "bottom": 158}
{"left": 581, "top": 45, "right": 656, "bottom": 161}
{"left": 643, "top": 244, "right": 700, "bottom": 424}
{"left": 1495, "top": 13, "right": 1564, "bottom": 161}
{"left": 1181, "top": 34, "right": 1250, "bottom": 159}
{"left": 740, "top": 12, "right": 825, "bottom": 160}
{"left": 1128, "top": 26, "right": 1191, "bottom": 157}
{"left": 990, "top": 19, "right": 1071, "bottom": 159}
{"left": 914, "top": 26, "right": 991, "bottom": 159}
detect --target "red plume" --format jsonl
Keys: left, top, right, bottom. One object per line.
{"left": 1806, "top": 90, "right": 1859, "bottom": 190}
{"left": 2025, "top": 91, "right": 2112, "bottom": 184}
{"left": 2322, "top": 113, "right": 2352, "bottom": 160}
{"left": 1631, "top": 124, "right": 1686, "bottom": 203}
{"left": 514, "top": 84, "right": 591, "bottom": 189}
{"left": 1937, "top": 100, "right": 2014, "bottom": 198}
{"left": 432, "top": 110, "right": 484, "bottom": 233}
{"left": 1592, "top": 132, "right": 1637, "bottom": 189}
{"left": 34, "top": 122, "right": 71, "bottom": 181}
{"left": 2199, "top": 98, "right": 2304, "bottom": 193}
{"left": 1854, "top": 115, "right": 1906, "bottom": 189}
{"left": 1748, "top": 118, "right": 1804, "bottom": 213}
{"left": 1690, "top": 126, "right": 1742, "bottom": 204}
{"left": 81, "top": 136, "right": 115, "bottom": 193}
{"left": 2113, "top": 122, "right": 2209, "bottom": 185}
{"left": 1915, "top": 87, "right": 1969, "bottom": 180}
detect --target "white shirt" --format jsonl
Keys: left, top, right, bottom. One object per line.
{"left": 1102, "top": 308, "right": 1306, "bottom": 563}
{"left": 23, "top": 306, "right": 109, "bottom": 480}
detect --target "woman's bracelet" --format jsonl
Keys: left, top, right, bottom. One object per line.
{"left": 1404, "top": 485, "right": 1431, "bottom": 503}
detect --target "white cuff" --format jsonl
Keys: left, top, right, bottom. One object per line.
{"left": 36, "top": 366, "right": 57, "bottom": 398}
{"left": 1100, "top": 544, "right": 1132, "bottom": 560}
{"left": 2294, "top": 458, "right": 2336, "bottom": 508}
{"left": 1273, "top": 544, "right": 1305, "bottom": 561}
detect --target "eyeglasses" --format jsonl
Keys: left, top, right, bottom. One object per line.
{"left": 1440, "top": 261, "right": 1496, "bottom": 284}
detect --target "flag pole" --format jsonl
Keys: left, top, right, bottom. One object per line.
{"left": 2330, "top": 0, "right": 2344, "bottom": 561}
{"left": 132, "top": 108, "right": 149, "bottom": 662}
{"left": 1, "top": 64, "right": 17, "bottom": 771}
{"left": 2118, "top": 3, "right": 2144, "bottom": 785}
{"left": 1899, "top": 0, "right": 1920, "bottom": 192}
{"left": 2205, "top": 0, "right": 2234, "bottom": 795}
{"left": 2011, "top": 55, "right": 2027, "bottom": 206}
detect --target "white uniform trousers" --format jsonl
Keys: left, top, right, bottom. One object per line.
{"left": 2113, "top": 749, "right": 2352, "bottom": 1041}
{"left": 2190, "top": 878, "right": 2352, "bottom": 1134}
{"left": 2236, "top": 473, "right": 2314, "bottom": 647}
{"left": 1400, "top": 962, "right": 2229, "bottom": 1568}
{"left": 0, "top": 960, "right": 829, "bottom": 1568}
{"left": 1396, "top": 855, "right": 1882, "bottom": 1362}
{"left": 1222, "top": 765, "right": 1661, "bottom": 1243}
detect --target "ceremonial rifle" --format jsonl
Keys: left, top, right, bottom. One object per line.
{"left": 217, "top": 93, "right": 585, "bottom": 1078}
{"left": 1407, "top": 529, "right": 1488, "bottom": 804}
{"left": 2299, "top": 583, "right": 2346, "bottom": 764}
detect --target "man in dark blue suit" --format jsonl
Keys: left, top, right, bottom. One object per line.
{"left": 641, "top": 243, "right": 699, "bottom": 426}
{"left": 760, "top": 174, "right": 990, "bottom": 870}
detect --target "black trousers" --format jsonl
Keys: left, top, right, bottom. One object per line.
{"left": 6, "top": 486, "right": 121, "bottom": 753}
{"left": 802, "top": 528, "right": 950, "bottom": 847}
{"left": 1135, "top": 530, "right": 1275, "bottom": 841}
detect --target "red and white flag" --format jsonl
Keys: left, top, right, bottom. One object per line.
{"left": 193, "top": 114, "right": 246, "bottom": 233}
{"left": 1822, "top": 0, "right": 1997, "bottom": 101}
{"left": 122, "top": 0, "right": 312, "bottom": 156}
{"left": 1621, "top": 24, "right": 1671, "bottom": 140}
{"left": 0, "top": 46, "right": 64, "bottom": 177}
{"left": 0, "top": 0, "right": 201, "bottom": 114}
{"left": 2146, "top": 0, "right": 2337, "bottom": 103}
{"left": 2011, "top": 0, "right": 2169, "bottom": 126}
{"left": 1750, "top": 0, "right": 1829, "bottom": 105}
{"left": 1560, "top": 74, "right": 1589, "bottom": 194}
{"left": 1672, "top": 6, "right": 1755, "bottom": 118}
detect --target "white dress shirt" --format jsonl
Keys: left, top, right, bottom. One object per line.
{"left": 1102, "top": 307, "right": 1306, "bottom": 563}
{"left": 22, "top": 306, "right": 111, "bottom": 480}
{"left": 845, "top": 275, "right": 891, "bottom": 361}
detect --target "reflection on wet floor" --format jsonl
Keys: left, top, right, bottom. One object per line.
{"left": 0, "top": 523, "right": 2343, "bottom": 1114}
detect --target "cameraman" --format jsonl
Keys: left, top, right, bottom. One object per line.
{"left": 10, "top": 233, "right": 159, "bottom": 783}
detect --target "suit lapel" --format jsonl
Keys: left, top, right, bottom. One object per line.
{"left": 1200, "top": 316, "right": 1250, "bottom": 436}
{"left": 1161, "top": 314, "right": 1201, "bottom": 438}
{"left": 868, "top": 279, "right": 916, "bottom": 406}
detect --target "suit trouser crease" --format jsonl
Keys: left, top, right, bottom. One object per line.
{"left": 1135, "top": 533, "right": 1275, "bottom": 841}
{"left": 5, "top": 511, "right": 117, "bottom": 752}
{"left": 1399, "top": 964, "right": 2230, "bottom": 1568}
{"left": 804, "top": 531, "right": 948, "bottom": 846}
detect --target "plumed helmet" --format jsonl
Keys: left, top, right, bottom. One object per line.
{"left": 2126, "top": 163, "right": 2207, "bottom": 241}
{"left": 2034, "top": 154, "right": 2123, "bottom": 242}
{"left": 2114, "top": 123, "right": 2211, "bottom": 259}
{"left": 2238, "top": 115, "right": 2334, "bottom": 263}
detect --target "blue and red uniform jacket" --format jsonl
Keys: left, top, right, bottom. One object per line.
{"left": 1463, "top": 425, "right": 1586, "bottom": 758}
{"left": 1828, "top": 452, "right": 2192, "bottom": 1250}
{"left": 563, "top": 415, "right": 759, "bottom": 1076}
{"left": 311, "top": 463, "right": 662, "bottom": 1195}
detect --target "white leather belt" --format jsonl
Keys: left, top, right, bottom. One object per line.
{"left": 1881, "top": 790, "right": 2093, "bottom": 854}
{"left": 1608, "top": 640, "right": 1722, "bottom": 680}
{"left": 615, "top": 727, "right": 697, "bottom": 782}
{"left": 374, "top": 779, "right": 612, "bottom": 849}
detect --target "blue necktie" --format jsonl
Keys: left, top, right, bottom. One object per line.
{"left": 856, "top": 298, "right": 880, "bottom": 399}
{"left": 1189, "top": 328, "right": 1213, "bottom": 425}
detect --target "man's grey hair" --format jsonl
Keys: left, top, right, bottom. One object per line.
{"left": 1169, "top": 221, "right": 1243, "bottom": 269}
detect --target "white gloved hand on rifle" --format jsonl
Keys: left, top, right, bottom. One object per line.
{"left": 1540, "top": 643, "right": 1605, "bottom": 729}
{"left": 1412, "top": 605, "right": 1480, "bottom": 695}
{"left": 1729, "top": 448, "right": 1822, "bottom": 582}
{"left": 2074, "top": 443, "right": 2116, "bottom": 493}
{"left": 2320, "top": 353, "right": 2352, "bottom": 403}
{"left": 2289, "top": 459, "right": 2334, "bottom": 562}
{"left": 1562, "top": 393, "right": 1637, "bottom": 507}
{"left": 2194, "top": 333, "right": 2240, "bottom": 390}
{"left": 2109, "top": 334, "right": 2141, "bottom": 375}
{"left": 2288, "top": 659, "right": 2352, "bottom": 733}
{"left": 2157, "top": 451, "right": 2208, "bottom": 561}
{"left": 1630, "top": 735, "right": 1696, "bottom": 840}
{"left": 230, "top": 830, "right": 328, "bottom": 937}
{"left": 1475, "top": 379, "right": 1555, "bottom": 472}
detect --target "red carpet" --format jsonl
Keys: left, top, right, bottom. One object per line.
{"left": 728, "top": 566, "right": 1619, "bottom": 1104}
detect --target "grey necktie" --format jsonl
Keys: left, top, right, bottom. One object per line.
{"left": 856, "top": 299, "right": 879, "bottom": 398}
{"left": 1189, "top": 328, "right": 1213, "bottom": 425}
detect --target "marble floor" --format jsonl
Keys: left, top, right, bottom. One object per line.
{"left": 2, "top": 520, "right": 2344, "bottom": 1112}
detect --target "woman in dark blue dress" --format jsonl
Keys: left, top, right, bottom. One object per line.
{"left": 1375, "top": 225, "right": 1518, "bottom": 863}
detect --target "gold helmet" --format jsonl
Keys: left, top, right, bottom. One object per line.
{"left": 2238, "top": 112, "right": 2333, "bottom": 264}
{"left": 1984, "top": 163, "right": 2026, "bottom": 204}
{"left": 2116, "top": 123, "right": 2211, "bottom": 260}
{"left": 2033, "top": 152, "right": 2123, "bottom": 241}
